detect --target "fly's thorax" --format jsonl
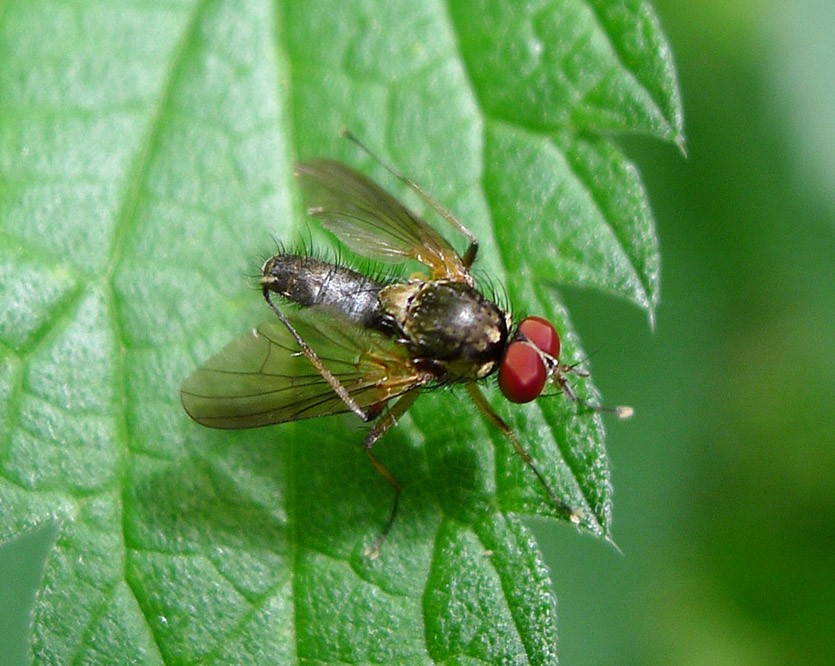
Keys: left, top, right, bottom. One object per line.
{"left": 379, "top": 280, "right": 509, "bottom": 380}
{"left": 261, "top": 254, "right": 384, "bottom": 327}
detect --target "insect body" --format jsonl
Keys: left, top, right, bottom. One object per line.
{"left": 181, "top": 131, "right": 629, "bottom": 556}
{"left": 262, "top": 255, "right": 509, "bottom": 382}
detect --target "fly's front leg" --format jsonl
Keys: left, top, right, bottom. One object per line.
{"left": 553, "top": 363, "right": 634, "bottom": 420}
{"left": 261, "top": 288, "right": 372, "bottom": 422}
{"left": 362, "top": 389, "right": 422, "bottom": 559}
{"left": 466, "top": 383, "right": 583, "bottom": 525}
{"left": 340, "top": 128, "right": 479, "bottom": 268}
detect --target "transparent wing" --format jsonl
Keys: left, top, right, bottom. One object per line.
{"left": 296, "top": 159, "right": 469, "bottom": 280}
{"left": 181, "top": 308, "right": 428, "bottom": 429}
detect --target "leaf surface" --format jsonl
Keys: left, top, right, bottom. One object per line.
{"left": 0, "top": 0, "right": 679, "bottom": 663}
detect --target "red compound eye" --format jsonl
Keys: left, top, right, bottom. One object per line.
{"left": 499, "top": 341, "right": 547, "bottom": 403}
{"left": 499, "top": 317, "right": 562, "bottom": 404}
{"left": 518, "top": 316, "right": 560, "bottom": 359}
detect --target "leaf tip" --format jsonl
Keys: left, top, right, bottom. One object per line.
{"left": 605, "top": 533, "right": 624, "bottom": 557}
{"left": 675, "top": 133, "right": 688, "bottom": 158}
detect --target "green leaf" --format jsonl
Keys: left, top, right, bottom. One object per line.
{"left": 0, "top": 0, "right": 678, "bottom": 663}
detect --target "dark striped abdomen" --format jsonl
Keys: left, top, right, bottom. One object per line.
{"left": 261, "top": 254, "right": 385, "bottom": 328}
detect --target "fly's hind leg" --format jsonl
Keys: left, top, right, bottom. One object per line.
{"left": 362, "top": 389, "right": 422, "bottom": 559}
{"left": 340, "top": 127, "right": 480, "bottom": 268}
{"left": 262, "top": 284, "right": 419, "bottom": 558}
{"left": 261, "top": 288, "right": 374, "bottom": 422}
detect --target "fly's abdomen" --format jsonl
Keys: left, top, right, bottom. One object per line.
{"left": 261, "top": 254, "right": 384, "bottom": 327}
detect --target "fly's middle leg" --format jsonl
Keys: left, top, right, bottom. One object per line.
{"left": 361, "top": 389, "right": 421, "bottom": 559}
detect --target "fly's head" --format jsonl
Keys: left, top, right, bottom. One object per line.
{"left": 499, "top": 317, "right": 633, "bottom": 418}
{"left": 498, "top": 317, "right": 562, "bottom": 404}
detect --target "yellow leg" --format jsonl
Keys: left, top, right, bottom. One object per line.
{"left": 362, "top": 389, "right": 422, "bottom": 558}
{"left": 466, "top": 383, "right": 583, "bottom": 525}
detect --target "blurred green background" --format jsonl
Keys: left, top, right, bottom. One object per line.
{"left": 535, "top": 1, "right": 835, "bottom": 664}
{"left": 2, "top": 1, "right": 833, "bottom": 664}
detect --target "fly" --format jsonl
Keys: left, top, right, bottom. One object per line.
{"left": 180, "top": 129, "right": 632, "bottom": 557}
